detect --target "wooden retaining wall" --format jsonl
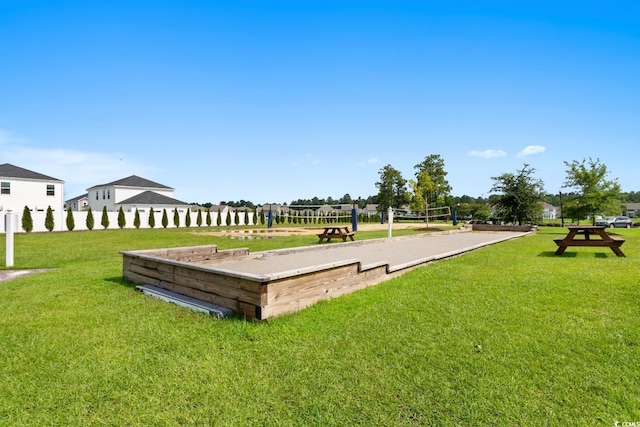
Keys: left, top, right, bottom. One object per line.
{"left": 122, "top": 244, "right": 424, "bottom": 320}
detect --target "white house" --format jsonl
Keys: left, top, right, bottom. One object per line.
{"left": 542, "top": 203, "right": 558, "bottom": 220}
{"left": 86, "top": 175, "right": 188, "bottom": 213}
{"left": 0, "top": 163, "right": 65, "bottom": 231}
{"left": 65, "top": 193, "right": 89, "bottom": 211}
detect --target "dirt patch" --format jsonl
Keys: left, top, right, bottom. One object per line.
{"left": 0, "top": 269, "right": 51, "bottom": 283}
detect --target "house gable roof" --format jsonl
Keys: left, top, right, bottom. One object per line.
{"left": 0, "top": 163, "right": 62, "bottom": 182}
{"left": 65, "top": 193, "right": 89, "bottom": 203}
{"left": 118, "top": 191, "right": 187, "bottom": 206}
{"left": 88, "top": 175, "right": 172, "bottom": 190}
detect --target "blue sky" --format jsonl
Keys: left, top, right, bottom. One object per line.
{"left": 1, "top": 1, "right": 638, "bottom": 204}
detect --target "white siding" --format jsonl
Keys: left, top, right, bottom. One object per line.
{"left": 87, "top": 186, "right": 175, "bottom": 212}
{"left": 0, "top": 178, "right": 64, "bottom": 231}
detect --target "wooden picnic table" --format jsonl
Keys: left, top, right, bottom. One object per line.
{"left": 554, "top": 225, "right": 625, "bottom": 257}
{"left": 317, "top": 225, "right": 356, "bottom": 243}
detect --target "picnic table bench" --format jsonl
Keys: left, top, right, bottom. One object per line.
{"left": 554, "top": 225, "right": 625, "bottom": 257}
{"left": 317, "top": 226, "right": 356, "bottom": 243}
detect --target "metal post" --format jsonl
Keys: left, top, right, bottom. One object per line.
{"left": 351, "top": 204, "right": 358, "bottom": 232}
{"left": 559, "top": 191, "right": 564, "bottom": 227}
{"left": 5, "top": 212, "right": 15, "bottom": 267}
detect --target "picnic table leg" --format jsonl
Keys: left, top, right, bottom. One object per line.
{"left": 610, "top": 246, "right": 626, "bottom": 257}
{"left": 555, "top": 245, "right": 567, "bottom": 255}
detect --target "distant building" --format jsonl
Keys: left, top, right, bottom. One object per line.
{"left": 86, "top": 175, "right": 189, "bottom": 213}
{"left": 0, "top": 163, "right": 65, "bottom": 229}
{"left": 65, "top": 193, "right": 89, "bottom": 211}
{"left": 624, "top": 203, "right": 640, "bottom": 218}
{"left": 542, "top": 202, "right": 558, "bottom": 220}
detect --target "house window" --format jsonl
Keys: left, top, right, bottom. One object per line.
{"left": 46, "top": 184, "right": 55, "bottom": 196}
{"left": 107, "top": 189, "right": 110, "bottom": 199}
{"left": 103, "top": 190, "right": 106, "bottom": 200}
{"left": 96, "top": 191, "right": 99, "bottom": 200}
{"left": 0, "top": 182, "right": 9, "bottom": 195}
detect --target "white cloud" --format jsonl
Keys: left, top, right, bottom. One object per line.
{"left": 468, "top": 149, "right": 507, "bottom": 159}
{"left": 517, "top": 145, "right": 546, "bottom": 157}
{"left": 355, "top": 157, "right": 381, "bottom": 167}
{"left": 0, "top": 130, "right": 152, "bottom": 198}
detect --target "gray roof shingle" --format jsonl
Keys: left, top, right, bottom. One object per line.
{"left": 89, "top": 175, "right": 172, "bottom": 190}
{"left": 0, "top": 163, "right": 62, "bottom": 182}
{"left": 118, "top": 191, "right": 187, "bottom": 206}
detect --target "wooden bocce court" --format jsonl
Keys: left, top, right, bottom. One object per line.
{"left": 121, "top": 230, "right": 530, "bottom": 320}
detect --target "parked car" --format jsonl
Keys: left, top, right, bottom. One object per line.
{"left": 595, "top": 216, "right": 616, "bottom": 227}
{"left": 612, "top": 216, "right": 634, "bottom": 228}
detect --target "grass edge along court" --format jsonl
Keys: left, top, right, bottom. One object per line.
{"left": 0, "top": 226, "right": 639, "bottom": 425}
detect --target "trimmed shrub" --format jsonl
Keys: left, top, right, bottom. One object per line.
{"left": 66, "top": 207, "right": 75, "bottom": 231}
{"left": 216, "top": 208, "right": 222, "bottom": 226}
{"left": 148, "top": 208, "right": 156, "bottom": 228}
{"left": 173, "top": 208, "right": 179, "bottom": 228}
{"left": 234, "top": 209, "right": 239, "bottom": 226}
{"left": 196, "top": 209, "right": 202, "bottom": 227}
{"left": 206, "top": 209, "right": 212, "bottom": 226}
{"left": 185, "top": 210, "right": 191, "bottom": 227}
{"left": 86, "top": 207, "right": 94, "bottom": 230}
{"left": 101, "top": 206, "right": 109, "bottom": 229}
{"left": 162, "top": 209, "right": 169, "bottom": 228}
{"left": 45, "top": 206, "right": 54, "bottom": 231}
{"left": 21, "top": 206, "right": 33, "bottom": 233}
{"left": 134, "top": 208, "right": 141, "bottom": 229}
{"left": 225, "top": 210, "right": 231, "bottom": 226}
{"left": 117, "top": 206, "right": 126, "bottom": 229}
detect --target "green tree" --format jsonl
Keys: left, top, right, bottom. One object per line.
{"left": 259, "top": 209, "right": 265, "bottom": 225}
{"left": 45, "top": 206, "right": 54, "bottom": 231}
{"left": 234, "top": 209, "right": 240, "bottom": 225}
{"left": 563, "top": 157, "right": 622, "bottom": 223}
{"left": 243, "top": 209, "right": 249, "bottom": 226}
{"left": 216, "top": 208, "right": 222, "bottom": 226}
{"left": 21, "top": 206, "right": 33, "bottom": 233}
{"left": 253, "top": 209, "right": 258, "bottom": 226}
{"left": 375, "top": 164, "right": 408, "bottom": 213}
{"left": 162, "top": 209, "right": 169, "bottom": 228}
{"left": 196, "top": 209, "right": 203, "bottom": 227}
{"left": 148, "top": 208, "right": 156, "bottom": 228}
{"left": 410, "top": 154, "right": 451, "bottom": 226}
{"left": 117, "top": 206, "right": 126, "bottom": 229}
{"left": 490, "top": 164, "right": 545, "bottom": 225}
{"left": 225, "top": 210, "right": 232, "bottom": 226}
{"left": 185, "top": 209, "right": 191, "bottom": 227}
{"left": 101, "top": 206, "right": 109, "bottom": 229}
{"left": 206, "top": 209, "right": 212, "bottom": 226}
{"left": 86, "top": 207, "right": 94, "bottom": 230}
{"left": 134, "top": 208, "right": 141, "bottom": 229}
{"left": 66, "top": 207, "right": 75, "bottom": 231}
{"left": 173, "top": 208, "right": 180, "bottom": 228}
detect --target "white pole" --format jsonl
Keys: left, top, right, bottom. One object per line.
{"left": 387, "top": 207, "right": 394, "bottom": 238}
{"left": 5, "top": 212, "right": 15, "bottom": 267}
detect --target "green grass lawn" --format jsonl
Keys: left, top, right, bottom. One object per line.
{"left": 1, "top": 226, "right": 639, "bottom": 425}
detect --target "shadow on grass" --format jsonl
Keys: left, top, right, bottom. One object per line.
{"left": 106, "top": 276, "right": 138, "bottom": 289}
{"left": 105, "top": 276, "right": 249, "bottom": 321}
{"left": 538, "top": 251, "right": 573, "bottom": 257}
{"left": 538, "top": 251, "right": 618, "bottom": 258}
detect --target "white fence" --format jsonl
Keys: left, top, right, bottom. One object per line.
{"left": 1, "top": 209, "right": 255, "bottom": 233}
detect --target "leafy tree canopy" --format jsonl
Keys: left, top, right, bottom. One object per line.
{"left": 563, "top": 157, "right": 622, "bottom": 222}
{"left": 490, "top": 164, "right": 545, "bottom": 225}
